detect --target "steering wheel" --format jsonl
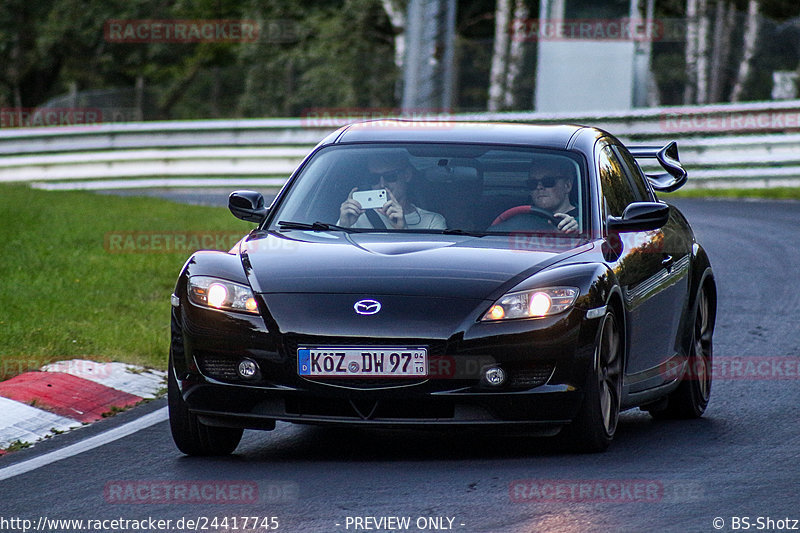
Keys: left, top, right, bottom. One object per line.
{"left": 490, "top": 205, "right": 560, "bottom": 227}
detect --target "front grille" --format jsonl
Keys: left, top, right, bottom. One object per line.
{"left": 195, "top": 353, "right": 244, "bottom": 382}
{"left": 285, "top": 397, "right": 454, "bottom": 419}
{"left": 284, "top": 335, "right": 448, "bottom": 389}
{"left": 303, "top": 377, "right": 424, "bottom": 389}
{"left": 509, "top": 364, "right": 555, "bottom": 388}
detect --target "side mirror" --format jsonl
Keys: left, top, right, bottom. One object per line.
{"left": 228, "top": 190, "right": 268, "bottom": 223}
{"left": 607, "top": 202, "right": 670, "bottom": 233}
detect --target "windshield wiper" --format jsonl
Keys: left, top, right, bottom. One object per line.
{"left": 277, "top": 221, "right": 486, "bottom": 236}
{"left": 276, "top": 220, "right": 356, "bottom": 232}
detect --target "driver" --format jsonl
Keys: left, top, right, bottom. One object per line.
{"left": 338, "top": 153, "right": 446, "bottom": 229}
{"left": 528, "top": 159, "right": 579, "bottom": 234}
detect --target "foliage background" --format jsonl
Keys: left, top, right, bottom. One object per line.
{"left": 3, "top": 1, "right": 800, "bottom": 119}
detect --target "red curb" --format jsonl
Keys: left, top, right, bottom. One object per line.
{"left": 0, "top": 372, "right": 143, "bottom": 423}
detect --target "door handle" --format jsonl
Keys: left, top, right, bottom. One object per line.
{"left": 662, "top": 254, "right": 674, "bottom": 271}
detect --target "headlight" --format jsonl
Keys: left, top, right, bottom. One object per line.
{"left": 481, "top": 286, "right": 579, "bottom": 321}
{"left": 187, "top": 276, "right": 259, "bottom": 314}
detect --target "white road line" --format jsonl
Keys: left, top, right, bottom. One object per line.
{"left": 0, "top": 407, "right": 168, "bottom": 482}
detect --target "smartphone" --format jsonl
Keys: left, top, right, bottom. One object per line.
{"left": 352, "top": 189, "right": 388, "bottom": 209}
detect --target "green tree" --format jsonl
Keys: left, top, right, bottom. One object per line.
{"left": 238, "top": 0, "right": 397, "bottom": 117}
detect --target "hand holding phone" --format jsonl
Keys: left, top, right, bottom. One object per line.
{"left": 352, "top": 189, "right": 388, "bottom": 209}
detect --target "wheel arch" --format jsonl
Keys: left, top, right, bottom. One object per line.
{"left": 604, "top": 285, "right": 628, "bottom": 376}
{"left": 685, "top": 243, "right": 717, "bottom": 356}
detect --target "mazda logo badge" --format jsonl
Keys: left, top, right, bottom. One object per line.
{"left": 354, "top": 299, "right": 381, "bottom": 315}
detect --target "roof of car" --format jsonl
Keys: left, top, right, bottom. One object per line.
{"left": 329, "top": 120, "right": 591, "bottom": 150}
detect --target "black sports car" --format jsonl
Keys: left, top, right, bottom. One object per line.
{"left": 168, "top": 121, "right": 716, "bottom": 454}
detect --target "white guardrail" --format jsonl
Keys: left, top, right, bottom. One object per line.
{"left": 3, "top": 100, "right": 800, "bottom": 190}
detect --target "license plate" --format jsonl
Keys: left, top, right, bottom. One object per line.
{"left": 298, "top": 347, "right": 428, "bottom": 378}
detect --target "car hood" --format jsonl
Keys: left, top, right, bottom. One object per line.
{"left": 240, "top": 230, "right": 591, "bottom": 300}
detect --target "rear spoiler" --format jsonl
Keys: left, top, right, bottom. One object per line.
{"left": 628, "top": 141, "right": 687, "bottom": 193}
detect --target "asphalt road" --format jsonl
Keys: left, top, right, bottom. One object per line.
{"left": 2, "top": 197, "right": 799, "bottom": 533}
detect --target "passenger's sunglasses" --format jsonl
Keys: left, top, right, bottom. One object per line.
{"left": 369, "top": 167, "right": 405, "bottom": 184}
{"left": 528, "top": 176, "right": 559, "bottom": 189}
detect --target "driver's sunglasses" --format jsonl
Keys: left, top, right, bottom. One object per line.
{"left": 528, "top": 176, "right": 559, "bottom": 189}
{"left": 369, "top": 167, "right": 405, "bottom": 185}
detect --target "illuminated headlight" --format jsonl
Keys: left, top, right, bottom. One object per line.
{"left": 187, "top": 276, "right": 259, "bottom": 314}
{"left": 481, "top": 287, "right": 579, "bottom": 321}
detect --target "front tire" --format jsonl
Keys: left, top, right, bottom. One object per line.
{"left": 562, "top": 310, "right": 622, "bottom": 453}
{"left": 168, "top": 355, "right": 243, "bottom": 456}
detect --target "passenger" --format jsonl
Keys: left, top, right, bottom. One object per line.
{"left": 338, "top": 154, "right": 446, "bottom": 229}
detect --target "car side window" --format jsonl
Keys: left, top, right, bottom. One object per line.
{"left": 612, "top": 145, "right": 653, "bottom": 202}
{"left": 598, "top": 145, "right": 636, "bottom": 218}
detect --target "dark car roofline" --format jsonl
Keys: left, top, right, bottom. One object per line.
{"left": 327, "top": 120, "right": 591, "bottom": 150}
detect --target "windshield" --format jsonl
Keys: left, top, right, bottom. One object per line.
{"left": 268, "top": 143, "right": 588, "bottom": 236}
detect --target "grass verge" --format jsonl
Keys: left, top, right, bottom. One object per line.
{"left": 0, "top": 184, "right": 253, "bottom": 380}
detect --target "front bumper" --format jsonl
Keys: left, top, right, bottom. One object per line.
{"left": 187, "top": 383, "right": 578, "bottom": 432}
{"left": 170, "top": 293, "right": 602, "bottom": 430}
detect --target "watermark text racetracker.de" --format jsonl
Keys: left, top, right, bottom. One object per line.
{"left": 660, "top": 109, "right": 800, "bottom": 133}
{"left": 509, "top": 478, "right": 704, "bottom": 504}
{"left": 510, "top": 479, "right": 662, "bottom": 503}
{"left": 511, "top": 18, "right": 663, "bottom": 42}
{"left": 662, "top": 356, "right": 800, "bottom": 381}
{"left": 510, "top": 17, "right": 689, "bottom": 42}
{"left": 105, "top": 231, "right": 243, "bottom": 254}
{"left": 104, "top": 480, "right": 257, "bottom": 504}
{"left": 0, "top": 515, "right": 279, "bottom": 532}
{"left": 1, "top": 108, "right": 102, "bottom": 128}
{"left": 509, "top": 230, "right": 665, "bottom": 254}
{"left": 2, "top": 359, "right": 116, "bottom": 380}
{"left": 103, "top": 479, "right": 298, "bottom": 505}
{"left": 301, "top": 108, "right": 455, "bottom": 129}
{"left": 105, "top": 20, "right": 256, "bottom": 43}
{"left": 104, "top": 19, "right": 299, "bottom": 44}
{"left": 104, "top": 231, "right": 301, "bottom": 254}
